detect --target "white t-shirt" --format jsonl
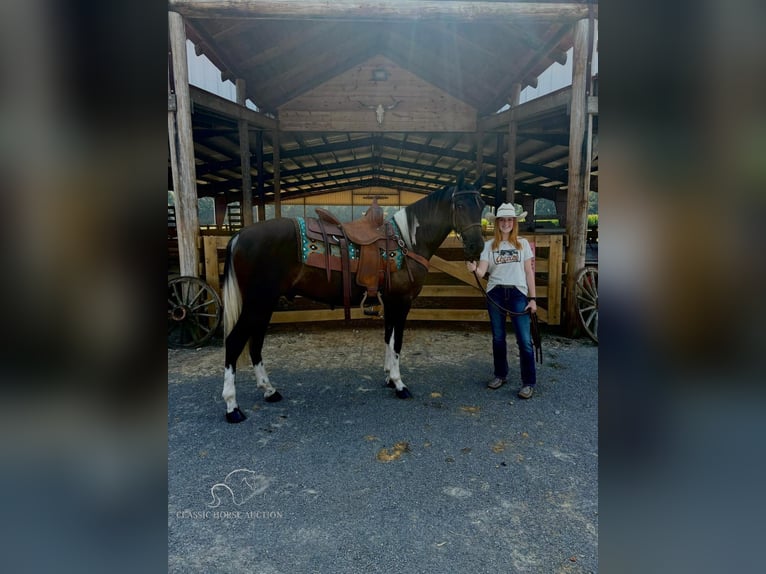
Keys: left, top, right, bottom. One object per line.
{"left": 480, "top": 237, "right": 534, "bottom": 295}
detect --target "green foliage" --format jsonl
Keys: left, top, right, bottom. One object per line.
{"left": 588, "top": 214, "right": 598, "bottom": 228}
{"left": 198, "top": 197, "right": 215, "bottom": 225}
{"left": 588, "top": 190, "right": 598, "bottom": 215}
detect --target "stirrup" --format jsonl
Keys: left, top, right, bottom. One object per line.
{"left": 360, "top": 292, "right": 384, "bottom": 317}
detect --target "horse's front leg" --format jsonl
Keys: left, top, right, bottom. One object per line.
{"left": 383, "top": 305, "right": 413, "bottom": 399}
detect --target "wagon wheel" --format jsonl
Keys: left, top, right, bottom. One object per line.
{"left": 168, "top": 276, "right": 222, "bottom": 348}
{"left": 575, "top": 266, "right": 598, "bottom": 343}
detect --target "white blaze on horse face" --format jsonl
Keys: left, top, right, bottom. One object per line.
{"left": 254, "top": 362, "right": 277, "bottom": 398}
{"left": 222, "top": 366, "right": 238, "bottom": 413}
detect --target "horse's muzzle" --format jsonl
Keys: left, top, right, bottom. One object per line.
{"left": 461, "top": 233, "right": 484, "bottom": 262}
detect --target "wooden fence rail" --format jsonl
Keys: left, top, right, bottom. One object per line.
{"left": 178, "top": 231, "right": 564, "bottom": 325}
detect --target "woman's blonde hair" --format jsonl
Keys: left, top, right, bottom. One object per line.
{"left": 492, "top": 218, "right": 521, "bottom": 251}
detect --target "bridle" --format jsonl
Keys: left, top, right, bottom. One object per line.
{"left": 450, "top": 189, "right": 484, "bottom": 237}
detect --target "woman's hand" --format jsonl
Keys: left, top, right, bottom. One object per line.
{"left": 526, "top": 299, "right": 538, "bottom": 314}
{"left": 465, "top": 260, "right": 478, "bottom": 273}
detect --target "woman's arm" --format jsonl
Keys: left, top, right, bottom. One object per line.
{"left": 466, "top": 259, "right": 489, "bottom": 277}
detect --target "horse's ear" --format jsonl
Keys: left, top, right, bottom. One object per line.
{"left": 456, "top": 171, "right": 465, "bottom": 189}
{"left": 473, "top": 171, "right": 486, "bottom": 189}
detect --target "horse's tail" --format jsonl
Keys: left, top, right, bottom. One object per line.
{"left": 222, "top": 235, "right": 249, "bottom": 368}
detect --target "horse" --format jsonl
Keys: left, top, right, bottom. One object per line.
{"left": 220, "top": 173, "right": 486, "bottom": 423}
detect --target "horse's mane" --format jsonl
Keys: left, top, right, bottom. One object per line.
{"left": 405, "top": 183, "right": 453, "bottom": 231}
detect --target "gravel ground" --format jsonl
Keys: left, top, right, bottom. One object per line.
{"left": 168, "top": 322, "right": 598, "bottom": 573}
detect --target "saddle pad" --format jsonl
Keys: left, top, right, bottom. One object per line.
{"left": 295, "top": 217, "right": 404, "bottom": 269}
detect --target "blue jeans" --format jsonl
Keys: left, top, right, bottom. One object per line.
{"left": 487, "top": 286, "right": 536, "bottom": 386}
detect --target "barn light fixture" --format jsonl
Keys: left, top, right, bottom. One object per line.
{"left": 371, "top": 68, "right": 388, "bottom": 81}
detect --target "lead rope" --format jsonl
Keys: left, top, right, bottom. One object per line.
{"left": 471, "top": 269, "right": 543, "bottom": 364}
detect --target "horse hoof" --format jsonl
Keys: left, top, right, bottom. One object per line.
{"left": 396, "top": 388, "right": 413, "bottom": 399}
{"left": 226, "top": 408, "right": 247, "bottom": 423}
{"left": 385, "top": 379, "right": 395, "bottom": 388}
{"left": 264, "top": 391, "right": 283, "bottom": 403}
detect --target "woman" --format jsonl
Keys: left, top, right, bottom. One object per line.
{"left": 466, "top": 203, "right": 537, "bottom": 399}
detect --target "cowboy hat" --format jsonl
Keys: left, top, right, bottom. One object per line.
{"left": 492, "top": 202, "right": 527, "bottom": 220}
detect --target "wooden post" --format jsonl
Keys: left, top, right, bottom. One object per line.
{"left": 564, "top": 17, "right": 593, "bottom": 337}
{"left": 475, "top": 128, "right": 484, "bottom": 181}
{"left": 272, "top": 129, "right": 281, "bottom": 218}
{"left": 168, "top": 12, "right": 199, "bottom": 278}
{"left": 495, "top": 133, "right": 503, "bottom": 210}
{"left": 506, "top": 83, "right": 521, "bottom": 203}
{"left": 214, "top": 195, "right": 227, "bottom": 229}
{"left": 236, "top": 79, "right": 254, "bottom": 226}
{"left": 256, "top": 130, "right": 266, "bottom": 221}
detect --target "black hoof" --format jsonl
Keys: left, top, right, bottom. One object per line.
{"left": 396, "top": 388, "right": 413, "bottom": 399}
{"left": 264, "top": 391, "right": 283, "bottom": 403}
{"left": 385, "top": 379, "right": 395, "bottom": 389}
{"left": 226, "top": 407, "right": 247, "bottom": 423}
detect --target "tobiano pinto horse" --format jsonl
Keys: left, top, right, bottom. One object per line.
{"left": 220, "top": 173, "right": 486, "bottom": 422}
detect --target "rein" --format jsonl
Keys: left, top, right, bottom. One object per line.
{"left": 471, "top": 270, "right": 543, "bottom": 364}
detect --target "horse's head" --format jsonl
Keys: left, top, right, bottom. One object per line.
{"left": 451, "top": 172, "right": 487, "bottom": 261}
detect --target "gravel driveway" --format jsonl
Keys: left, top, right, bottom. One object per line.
{"left": 168, "top": 322, "right": 598, "bottom": 573}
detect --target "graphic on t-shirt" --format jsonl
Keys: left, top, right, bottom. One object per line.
{"left": 493, "top": 248, "right": 520, "bottom": 264}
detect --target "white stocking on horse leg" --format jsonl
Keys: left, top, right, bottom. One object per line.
{"left": 222, "top": 366, "right": 246, "bottom": 423}
{"left": 384, "top": 333, "right": 411, "bottom": 398}
{"left": 222, "top": 366, "right": 238, "bottom": 413}
{"left": 384, "top": 335, "right": 395, "bottom": 383}
{"left": 254, "top": 362, "right": 283, "bottom": 402}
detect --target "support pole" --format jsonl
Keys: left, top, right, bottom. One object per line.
{"left": 272, "top": 130, "right": 281, "bottom": 218}
{"left": 236, "top": 79, "right": 254, "bottom": 226}
{"left": 168, "top": 11, "right": 199, "bottom": 277}
{"left": 475, "top": 127, "right": 484, "bottom": 181}
{"left": 256, "top": 131, "right": 265, "bottom": 221}
{"left": 495, "top": 133, "right": 503, "bottom": 210}
{"left": 506, "top": 83, "right": 521, "bottom": 203}
{"left": 564, "top": 17, "right": 594, "bottom": 337}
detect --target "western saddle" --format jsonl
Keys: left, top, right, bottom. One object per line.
{"left": 303, "top": 199, "right": 398, "bottom": 319}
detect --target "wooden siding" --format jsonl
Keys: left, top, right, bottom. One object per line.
{"left": 279, "top": 56, "right": 477, "bottom": 133}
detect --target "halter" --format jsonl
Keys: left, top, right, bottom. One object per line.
{"left": 450, "top": 188, "right": 484, "bottom": 238}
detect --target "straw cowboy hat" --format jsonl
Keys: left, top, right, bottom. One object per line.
{"left": 491, "top": 202, "right": 527, "bottom": 220}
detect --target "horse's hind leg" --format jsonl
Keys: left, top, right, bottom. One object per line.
{"left": 247, "top": 306, "right": 283, "bottom": 403}
{"left": 223, "top": 315, "right": 252, "bottom": 423}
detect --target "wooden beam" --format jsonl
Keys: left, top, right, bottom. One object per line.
{"left": 189, "top": 85, "right": 278, "bottom": 130}
{"left": 430, "top": 256, "right": 482, "bottom": 287}
{"left": 256, "top": 130, "right": 265, "bottom": 220}
{"left": 479, "top": 86, "right": 572, "bottom": 132}
{"left": 236, "top": 79, "right": 254, "bottom": 226}
{"left": 494, "top": 133, "right": 503, "bottom": 209}
{"left": 169, "top": 2, "right": 596, "bottom": 22}
{"left": 506, "top": 83, "right": 521, "bottom": 203}
{"left": 564, "top": 17, "right": 592, "bottom": 337}
{"left": 272, "top": 129, "right": 281, "bottom": 217}
{"left": 475, "top": 128, "right": 484, "bottom": 179}
{"left": 169, "top": 12, "right": 200, "bottom": 278}
{"left": 482, "top": 25, "right": 571, "bottom": 115}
